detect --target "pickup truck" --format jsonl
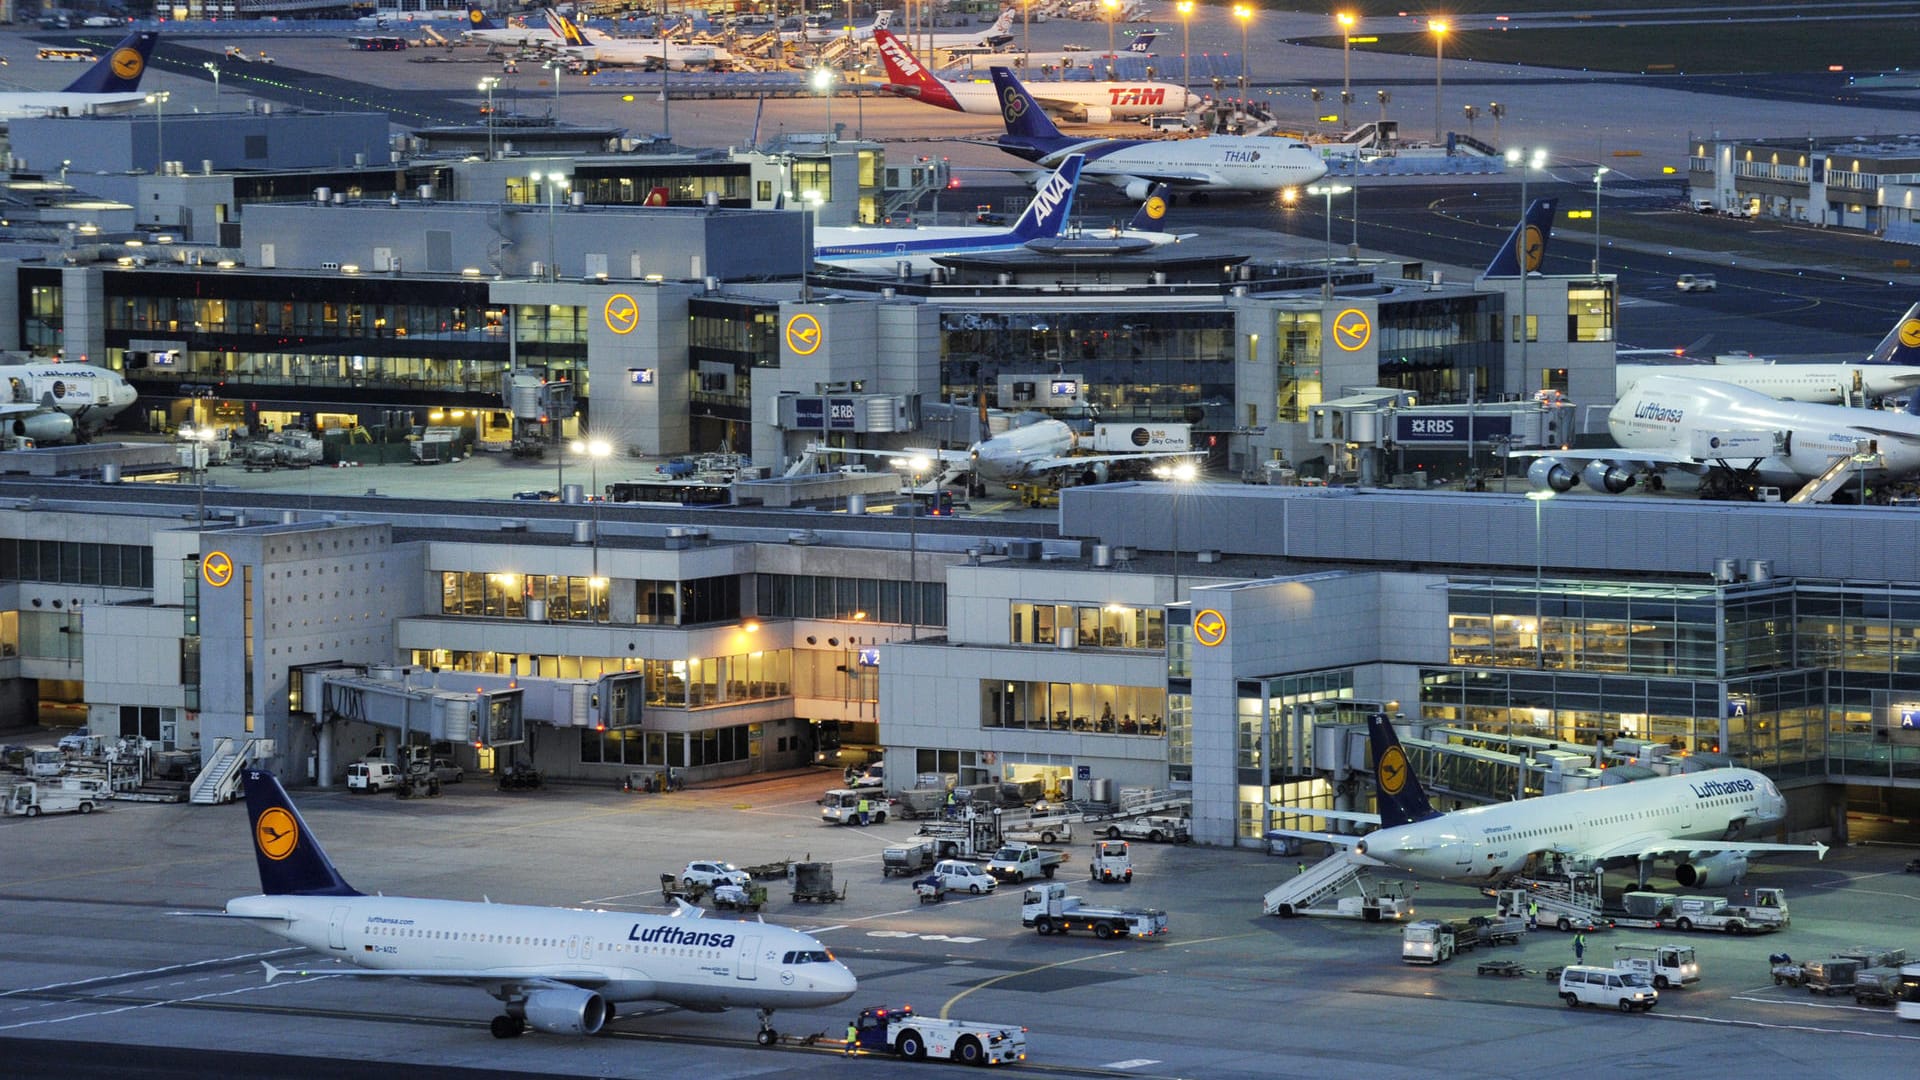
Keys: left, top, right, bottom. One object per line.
{"left": 987, "top": 842, "right": 1065, "bottom": 882}
{"left": 850, "top": 1004, "right": 1027, "bottom": 1065}
{"left": 1675, "top": 273, "right": 1718, "bottom": 292}
{"left": 1021, "top": 882, "right": 1168, "bottom": 940}
{"left": 1099, "top": 815, "right": 1190, "bottom": 843}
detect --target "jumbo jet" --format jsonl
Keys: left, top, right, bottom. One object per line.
{"left": 1273, "top": 714, "right": 1827, "bottom": 887}
{"left": 0, "top": 360, "right": 139, "bottom": 443}
{"left": 543, "top": 8, "right": 734, "bottom": 69}
{"left": 192, "top": 770, "right": 855, "bottom": 1042}
{"left": 988, "top": 67, "right": 1327, "bottom": 199}
{"left": 877, "top": 29, "right": 1195, "bottom": 122}
{"left": 0, "top": 30, "right": 157, "bottom": 121}
{"left": 1615, "top": 302, "right": 1920, "bottom": 404}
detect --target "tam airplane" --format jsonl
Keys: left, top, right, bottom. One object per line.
{"left": 1616, "top": 302, "right": 1920, "bottom": 404}
{"left": 194, "top": 770, "right": 855, "bottom": 1042}
{"left": 0, "top": 30, "right": 158, "bottom": 121}
{"left": 1274, "top": 714, "right": 1826, "bottom": 887}
{"left": 876, "top": 29, "right": 1195, "bottom": 122}
{"left": 989, "top": 66, "right": 1326, "bottom": 199}
{"left": 1, "top": 361, "right": 138, "bottom": 443}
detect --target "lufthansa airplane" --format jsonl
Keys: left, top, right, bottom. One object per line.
{"left": 202, "top": 770, "right": 855, "bottom": 1042}
{"left": 1615, "top": 302, "right": 1920, "bottom": 404}
{"left": 0, "top": 360, "right": 139, "bottom": 443}
{"left": 1273, "top": 714, "right": 1826, "bottom": 887}
{"left": 0, "top": 30, "right": 158, "bottom": 121}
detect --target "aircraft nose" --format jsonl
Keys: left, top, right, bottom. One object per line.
{"left": 827, "top": 962, "right": 858, "bottom": 1001}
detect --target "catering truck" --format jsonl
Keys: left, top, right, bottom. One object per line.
{"left": 1020, "top": 882, "right": 1168, "bottom": 940}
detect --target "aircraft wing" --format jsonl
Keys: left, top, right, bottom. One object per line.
{"left": 1268, "top": 804, "right": 1382, "bottom": 826}
{"left": 262, "top": 960, "right": 613, "bottom": 991}
{"left": 0, "top": 403, "right": 45, "bottom": 417}
{"left": 1262, "top": 828, "right": 1386, "bottom": 860}
{"left": 1583, "top": 833, "right": 1829, "bottom": 863}
{"left": 803, "top": 442, "right": 972, "bottom": 467}
{"left": 1025, "top": 449, "right": 1201, "bottom": 473}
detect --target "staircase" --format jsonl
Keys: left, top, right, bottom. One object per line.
{"left": 190, "top": 738, "right": 263, "bottom": 805}
{"left": 1788, "top": 445, "right": 1879, "bottom": 504}
{"left": 1262, "top": 850, "right": 1369, "bottom": 916}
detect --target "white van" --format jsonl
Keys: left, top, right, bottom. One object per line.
{"left": 1559, "top": 965, "right": 1658, "bottom": 1012}
{"left": 347, "top": 760, "right": 401, "bottom": 792}
{"left": 1148, "top": 115, "right": 1196, "bottom": 134}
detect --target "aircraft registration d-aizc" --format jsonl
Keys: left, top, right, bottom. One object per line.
{"left": 190, "top": 770, "right": 854, "bottom": 1041}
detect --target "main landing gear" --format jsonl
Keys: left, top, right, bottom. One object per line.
{"left": 491, "top": 1014, "right": 525, "bottom": 1039}
{"left": 756, "top": 1007, "right": 778, "bottom": 1046}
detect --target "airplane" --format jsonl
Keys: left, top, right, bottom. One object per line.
{"left": 460, "top": 8, "right": 566, "bottom": 48}
{"left": 774, "top": 7, "right": 893, "bottom": 42}
{"left": 806, "top": 409, "right": 1199, "bottom": 491}
{"left": 0, "top": 30, "right": 158, "bottom": 122}
{"left": 992, "top": 31, "right": 1160, "bottom": 68}
{"left": 1480, "top": 197, "right": 1558, "bottom": 278}
{"left": 876, "top": 29, "right": 1197, "bottom": 122}
{"left": 815, "top": 154, "right": 1085, "bottom": 271}
{"left": 1023, "top": 182, "right": 1195, "bottom": 257}
{"left": 543, "top": 8, "right": 734, "bottom": 70}
{"left": 1525, "top": 374, "right": 1920, "bottom": 496}
{"left": 190, "top": 769, "right": 856, "bottom": 1043}
{"left": 1615, "top": 302, "right": 1920, "bottom": 404}
{"left": 988, "top": 66, "right": 1328, "bottom": 199}
{"left": 1, "top": 360, "right": 139, "bottom": 443}
{"left": 879, "top": 8, "right": 1015, "bottom": 53}
{"left": 1272, "top": 713, "right": 1827, "bottom": 887}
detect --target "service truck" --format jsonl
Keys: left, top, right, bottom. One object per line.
{"left": 1098, "top": 814, "right": 1190, "bottom": 843}
{"left": 987, "top": 842, "right": 1066, "bottom": 882}
{"left": 1089, "top": 839, "right": 1133, "bottom": 883}
{"left": 1400, "top": 916, "right": 1526, "bottom": 964}
{"left": 1001, "top": 813, "right": 1074, "bottom": 845}
{"left": 850, "top": 1003, "right": 1027, "bottom": 1065}
{"left": 5, "top": 777, "right": 109, "bottom": 817}
{"left": 821, "top": 788, "right": 890, "bottom": 825}
{"left": 1021, "top": 882, "right": 1169, "bottom": 940}
{"left": 918, "top": 814, "right": 1002, "bottom": 859}
{"left": 1614, "top": 943, "right": 1700, "bottom": 989}
{"left": 1667, "top": 894, "right": 1782, "bottom": 934}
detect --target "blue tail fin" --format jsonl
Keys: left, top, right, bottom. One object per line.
{"left": 465, "top": 8, "right": 499, "bottom": 31}
{"left": 243, "top": 769, "right": 361, "bottom": 897}
{"left": 62, "top": 31, "right": 158, "bottom": 95}
{"left": 1009, "top": 154, "right": 1084, "bottom": 240}
{"left": 1367, "top": 713, "right": 1442, "bottom": 828}
{"left": 1128, "top": 32, "right": 1158, "bottom": 53}
{"left": 1127, "top": 183, "right": 1172, "bottom": 232}
{"left": 1865, "top": 302, "right": 1920, "bottom": 368}
{"left": 989, "top": 66, "right": 1069, "bottom": 147}
{"left": 1483, "top": 198, "right": 1557, "bottom": 278}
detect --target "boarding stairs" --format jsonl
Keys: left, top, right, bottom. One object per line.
{"left": 1069, "top": 787, "right": 1191, "bottom": 821}
{"left": 190, "top": 737, "right": 268, "bottom": 805}
{"left": 1262, "top": 850, "right": 1371, "bottom": 916}
{"left": 1788, "top": 442, "right": 1880, "bottom": 504}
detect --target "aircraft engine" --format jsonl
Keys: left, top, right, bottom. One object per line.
{"left": 8, "top": 412, "right": 75, "bottom": 444}
{"left": 1081, "top": 105, "right": 1113, "bottom": 125}
{"left": 1526, "top": 457, "right": 1578, "bottom": 493}
{"left": 1580, "top": 460, "right": 1635, "bottom": 494}
{"left": 1122, "top": 179, "right": 1155, "bottom": 201}
{"left": 1674, "top": 851, "right": 1748, "bottom": 888}
{"left": 516, "top": 987, "right": 609, "bottom": 1036}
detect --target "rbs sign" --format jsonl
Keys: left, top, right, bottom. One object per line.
{"left": 1394, "top": 414, "right": 1513, "bottom": 443}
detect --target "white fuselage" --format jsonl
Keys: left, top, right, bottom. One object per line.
{"left": 1356, "top": 768, "right": 1786, "bottom": 881}
{"left": 566, "top": 32, "right": 734, "bottom": 68}
{"left": 973, "top": 420, "right": 1076, "bottom": 481}
{"left": 1609, "top": 374, "right": 1920, "bottom": 485}
{"left": 0, "top": 91, "right": 147, "bottom": 121}
{"left": 2, "top": 363, "right": 138, "bottom": 427}
{"left": 463, "top": 26, "right": 566, "bottom": 48}
{"left": 928, "top": 77, "right": 1200, "bottom": 119}
{"left": 1617, "top": 361, "right": 1920, "bottom": 403}
{"left": 227, "top": 892, "right": 855, "bottom": 1011}
{"left": 1037, "top": 138, "right": 1328, "bottom": 194}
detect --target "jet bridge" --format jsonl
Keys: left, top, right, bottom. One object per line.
{"left": 1307, "top": 392, "right": 1572, "bottom": 486}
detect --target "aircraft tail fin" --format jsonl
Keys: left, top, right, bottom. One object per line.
{"left": 1366, "top": 713, "right": 1443, "bottom": 829}
{"left": 875, "top": 29, "right": 960, "bottom": 111}
{"left": 989, "top": 66, "right": 1068, "bottom": 144}
{"left": 62, "top": 30, "right": 158, "bottom": 95}
{"left": 1865, "top": 302, "right": 1920, "bottom": 368}
{"left": 465, "top": 8, "right": 498, "bottom": 32}
{"left": 1128, "top": 31, "right": 1157, "bottom": 53}
{"left": 643, "top": 186, "right": 670, "bottom": 206}
{"left": 1126, "top": 183, "right": 1173, "bottom": 232}
{"left": 545, "top": 8, "right": 591, "bottom": 49}
{"left": 1483, "top": 197, "right": 1558, "bottom": 278}
{"left": 243, "top": 769, "right": 361, "bottom": 897}
{"left": 1009, "top": 154, "right": 1084, "bottom": 241}
{"left": 871, "top": 8, "right": 893, "bottom": 31}
{"left": 988, "top": 8, "right": 1015, "bottom": 37}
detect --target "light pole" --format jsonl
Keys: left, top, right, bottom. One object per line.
{"left": 800, "top": 188, "right": 822, "bottom": 301}
{"left": 545, "top": 58, "right": 563, "bottom": 120}
{"left": 1176, "top": 0, "right": 1192, "bottom": 101}
{"left": 1024, "top": 0, "right": 1034, "bottom": 74}
{"left": 1101, "top": 0, "right": 1121, "bottom": 78}
{"left": 531, "top": 170, "right": 568, "bottom": 280}
{"left": 1489, "top": 100, "right": 1504, "bottom": 149}
{"left": 203, "top": 61, "right": 220, "bottom": 107}
{"left": 1336, "top": 10, "right": 1354, "bottom": 115}
{"left": 1306, "top": 183, "right": 1351, "bottom": 297}
{"left": 1428, "top": 19, "right": 1447, "bottom": 144}
{"left": 1233, "top": 4, "right": 1253, "bottom": 108}
{"left": 1152, "top": 461, "right": 1198, "bottom": 602}
{"left": 659, "top": 0, "right": 671, "bottom": 139}
{"left": 572, "top": 437, "right": 611, "bottom": 612}
{"left": 144, "top": 91, "right": 169, "bottom": 174}
{"left": 479, "top": 77, "right": 500, "bottom": 161}
{"left": 1377, "top": 88, "right": 1390, "bottom": 124}
{"left": 1592, "top": 166, "right": 1611, "bottom": 275}
{"left": 1505, "top": 146, "right": 1548, "bottom": 397}
{"left": 892, "top": 455, "right": 931, "bottom": 640}
{"left": 811, "top": 66, "right": 834, "bottom": 140}
{"left": 1528, "top": 490, "right": 1554, "bottom": 668}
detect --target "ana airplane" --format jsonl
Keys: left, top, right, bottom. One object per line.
{"left": 1527, "top": 374, "right": 1920, "bottom": 496}
{"left": 196, "top": 770, "right": 856, "bottom": 1042}
{"left": 1616, "top": 302, "right": 1920, "bottom": 404}
{"left": 0, "top": 30, "right": 157, "bottom": 121}
{"left": 816, "top": 154, "right": 1085, "bottom": 271}
{"left": 543, "top": 8, "right": 734, "bottom": 69}
{"left": 1, "top": 360, "right": 138, "bottom": 443}
{"left": 1275, "top": 713, "right": 1827, "bottom": 887}
{"left": 877, "top": 30, "right": 1195, "bottom": 122}
{"left": 988, "top": 66, "right": 1327, "bottom": 199}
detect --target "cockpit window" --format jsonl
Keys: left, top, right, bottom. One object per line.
{"left": 783, "top": 950, "right": 832, "bottom": 964}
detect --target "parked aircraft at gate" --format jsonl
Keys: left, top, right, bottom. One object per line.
{"left": 0, "top": 30, "right": 157, "bottom": 121}
{"left": 877, "top": 30, "right": 1196, "bottom": 122}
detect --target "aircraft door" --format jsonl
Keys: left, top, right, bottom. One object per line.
{"left": 734, "top": 934, "right": 760, "bottom": 981}
{"left": 328, "top": 907, "right": 349, "bottom": 950}
{"left": 567, "top": 934, "right": 579, "bottom": 959}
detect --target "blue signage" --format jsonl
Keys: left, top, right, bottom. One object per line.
{"left": 1076, "top": 764, "right": 1091, "bottom": 781}
{"left": 1727, "top": 699, "right": 1748, "bottom": 719}
{"left": 629, "top": 368, "right": 655, "bottom": 385}
{"left": 794, "top": 397, "right": 825, "bottom": 430}
{"left": 1901, "top": 708, "right": 1919, "bottom": 730}
{"left": 1393, "top": 414, "right": 1513, "bottom": 443}
{"left": 828, "top": 398, "right": 857, "bottom": 430}
{"left": 857, "top": 648, "right": 879, "bottom": 667}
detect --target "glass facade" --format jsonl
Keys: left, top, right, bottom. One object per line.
{"left": 1374, "top": 296, "right": 1501, "bottom": 404}
{"left": 1567, "top": 281, "right": 1615, "bottom": 343}
{"left": 1235, "top": 672, "right": 1360, "bottom": 839}
{"left": 0, "top": 539, "right": 153, "bottom": 589}
{"left": 940, "top": 310, "right": 1236, "bottom": 423}
{"left": 1274, "top": 309, "right": 1321, "bottom": 423}
{"left": 979, "top": 680, "right": 1166, "bottom": 735}
{"left": 756, "top": 572, "right": 944, "bottom": 628}
{"left": 1009, "top": 601, "right": 1165, "bottom": 650}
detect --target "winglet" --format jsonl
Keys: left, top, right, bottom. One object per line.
{"left": 1366, "top": 712, "right": 1444, "bottom": 828}
{"left": 61, "top": 30, "right": 158, "bottom": 95}
{"left": 1008, "top": 154, "right": 1083, "bottom": 241}
{"left": 672, "top": 897, "right": 704, "bottom": 918}
{"left": 988, "top": 66, "right": 1068, "bottom": 146}
{"left": 1483, "top": 198, "right": 1558, "bottom": 278}
{"left": 874, "top": 29, "right": 959, "bottom": 111}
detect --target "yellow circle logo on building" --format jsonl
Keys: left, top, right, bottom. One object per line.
{"left": 202, "top": 551, "right": 234, "bottom": 588}
{"left": 1192, "top": 608, "right": 1227, "bottom": 647}
{"left": 1332, "top": 308, "right": 1371, "bottom": 352}
{"left": 1377, "top": 745, "right": 1410, "bottom": 796}
{"left": 1522, "top": 224, "right": 1545, "bottom": 272}
{"left": 110, "top": 47, "right": 145, "bottom": 81}
{"left": 1901, "top": 319, "right": 1920, "bottom": 349}
{"left": 1144, "top": 194, "right": 1168, "bottom": 221}
{"left": 603, "top": 293, "right": 639, "bottom": 335}
{"left": 786, "top": 313, "right": 823, "bottom": 355}
{"left": 255, "top": 807, "right": 299, "bottom": 861}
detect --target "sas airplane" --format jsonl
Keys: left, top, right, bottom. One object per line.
{"left": 198, "top": 770, "right": 855, "bottom": 1042}
{"left": 1615, "top": 302, "right": 1920, "bottom": 405}
{"left": 1, "top": 360, "right": 138, "bottom": 443}
{"left": 0, "top": 30, "right": 158, "bottom": 122}
{"left": 988, "top": 66, "right": 1326, "bottom": 199}
{"left": 815, "top": 154, "right": 1086, "bottom": 271}
{"left": 879, "top": 8, "right": 1015, "bottom": 53}
{"left": 876, "top": 29, "right": 1196, "bottom": 123}
{"left": 1274, "top": 714, "right": 1827, "bottom": 887}
{"left": 1005, "top": 31, "right": 1161, "bottom": 68}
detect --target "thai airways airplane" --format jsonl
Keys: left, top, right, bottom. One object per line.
{"left": 0, "top": 30, "right": 158, "bottom": 121}
{"left": 1615, "top": 302, "right": 1920, "bottom": 404}
{"left": 0, "top": 361, "right": 139, "bottom": 443}
{"left": 202, "top": 770, "right": 856, "bottom": 1042}
{"left": 989, "top": 67, "right": 1327, "bottom": 199}
{"left": 1275, "top": 714, "right": 1827, "bottom": 887}
{"left": 877, "top": 29, "right": 1195, "bottom": 122}
{"left": 815, "top": 155, "right": 1085, "bottom": 271}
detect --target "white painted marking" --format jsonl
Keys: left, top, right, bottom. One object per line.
{"left": 1654, "top": 1010, "right": 1920, "bottom": 1041}
{"left": 1103, "top": 1060, "right": 1162, "bottom": 1070}
{"left": 0, "top": 975, "right": 334, "bottom": 1032}
{"left": 0, "top": 948, "right": 301, "bottom": 998}
{"left": 865, "top": 931, "right": 985, "bottom": 944}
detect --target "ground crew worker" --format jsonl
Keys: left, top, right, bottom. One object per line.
{"left": 1527, "top": 899, "right": 1539, "bottom": 929}
{"left": 945, "top": 789, "right": 957, "bottom": 820}
{"left": 1573, "top": 932, "right": 1587, "bottom": 963}
{"left": 845, "top": 1021, "right": 858, "bottom": 1056}
{"left": 857, "top": 797, "right": 871, "bottom": 826}
{"left": 1297, "top": 862, "right": 1306, "bottom": 876}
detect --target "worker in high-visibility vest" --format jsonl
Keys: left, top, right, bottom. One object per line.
{"left": 845, "top": 1021, "right": 858, "bottom": 1055}
{"left": 857, "top": 797, "right": 871, "bottom": 827}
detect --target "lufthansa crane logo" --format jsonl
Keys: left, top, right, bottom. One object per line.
{"left": 603, "top": 294, "right": 640, "bottom": 335}
{"left": 1332, "top": 308, "right": 1372, "bottom": 352}
{"left": 110, "top": 47, "right": 145, "bottom": 81}
{"left": 1522, "top": 225, "right": 1545, "bottom": 273}
{"left": 202, "top": 551, "right": 234, "bottom": 588}
{"left": 1144, "top": 194, "right": 1168, "bottom": 221}
{"left": 786, "top": 313, "right": 823, "bottom": 355}
{"left": 470, "top": 9, "right": 485, "bottom": 24}
{"left": 1377, "top": 745, "right": 1410, "bottom": 796}
{"left": 1192, "top": 609, "right": 1227, "bottom": 647}
{"left": 1901, "top": 319, "right": 1920, "bottom": 349}
{"left": 255, "top": 807, "right": 299, "bottom": 861}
